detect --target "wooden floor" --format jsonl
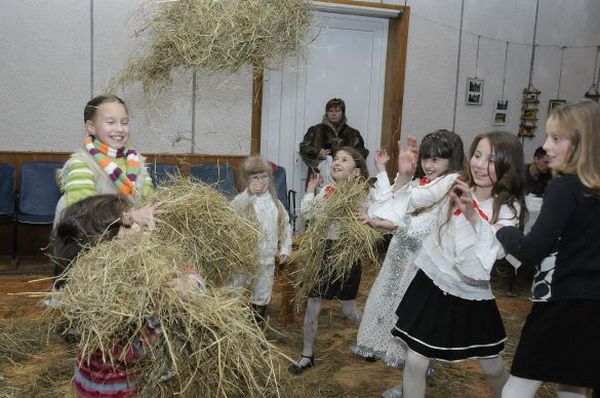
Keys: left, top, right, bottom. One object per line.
{"left": 0, "top": 263, "right": 576, "bottom": 397}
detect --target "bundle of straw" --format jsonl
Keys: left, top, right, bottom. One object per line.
{"left": 146, "top": 178, "right": 259, "bottom": 286}
{"left": 52, "top": 232, "right": 284, "bottom": 397}
{"left": 111, "top": 0, "right": 312, "bottom": 93}
{"left": 293, "top": 179, "right": 384, "bottom": 300}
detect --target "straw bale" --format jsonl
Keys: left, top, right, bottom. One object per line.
{"left": 146, "top": 177, "right": 260, "bottom": 285}
{"left": 51, "top": 232, "right": 284, "bottom": 397}
{"left": 292, "top": 179, "right": 384, "bottom": 301}
{"left": 111, "top": 0, "right": 312, "bottom": 93}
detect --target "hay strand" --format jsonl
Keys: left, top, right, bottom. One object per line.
{"left": 292, "top": 179, "right": 383, "bottom": 301}
{"left": 147, "top": 177, "right": 260, "bottom": 286}
{"left": 110, "top": 0, "right": 312, "bottom": 93}
{"left": 51, "top": 232, "right": 283, "bottom": 397}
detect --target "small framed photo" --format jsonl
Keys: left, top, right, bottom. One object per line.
{"left": 493, "top": 111, "right": 507, "bottom": 126}
{"left": 495, "top": 99, "right": 509, "bottom": 111}
{"left": 466, "top": 78, "right": 484, "bottom": 105}
{"left": 492, "top": 98, "right": 509, "bottom": 125}
{"left": 548, "top": 99, "right": 566, "bottom": 113}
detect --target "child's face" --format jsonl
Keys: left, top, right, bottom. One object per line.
{"left": 543, "top": 117, "right": 572, "bottom": 170}
{"left": 331, "top": 150, "right": 359, "bottom": 181}
{"left": 248, "top": 172, "right": 270, "bottom": 195}
{"left": 470, "top": 138, "right": 497, "bottom": 189}
{"left": 86, "top": 102, "right": 130, "bottom": 149}
{"left": 421, "top": 156, "right": 450, "bottom": 181}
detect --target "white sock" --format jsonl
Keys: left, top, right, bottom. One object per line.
{"left": 479, "top": 357, "right": 509, "bottom": 397}
{"left": 501, "top": 375, "right": 542, "bottom": 398}
{"left": 297, "top": 297, "right": 322, "bottom": 366}
{"left": 402, "top": 348, "right": 429, "bottom": 398}
{"left": 341, "top": 299, "right": 362, "bottom": 325}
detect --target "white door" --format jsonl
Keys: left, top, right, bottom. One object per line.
{"left": 261, "top": 11, "right": 389, "bottom": 202}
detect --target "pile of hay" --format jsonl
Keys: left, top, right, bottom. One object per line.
{"left": 112, "top": 0, "right": 312, "bottom": 93}
{"left": 293, "top": 179, "right": 384, "bottom": 300}
{"left": 0, "top": 319, "right": 74, "bottom": 398}
{"left": 51, "top": 232, "right": 284, "bottom": 397}
{"left": 147, "top": 178, "right": 259, "bottom": 286}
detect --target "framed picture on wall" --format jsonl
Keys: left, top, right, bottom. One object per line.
{"left": 492, "top": 99, "right": 509, "bottom": 126}
{"left": 466, "top": 78, "right": 484, "bottom": 105}
{"left": 548, "top": 99, "right": 566, "bottom": 113}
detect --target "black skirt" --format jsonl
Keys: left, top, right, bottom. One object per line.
{"left": 511, "top": 299, "right": 600, "bottom": 388}
{"left": 308, "top": 241, "right": 362, "bottom": 301}
{"left": 391, "top": 270, "right": 506, "bottom": 362}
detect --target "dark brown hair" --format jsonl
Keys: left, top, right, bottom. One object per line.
{"left": 414, "top": 129, "right": 465, "bottom": 179}
{"left": 52, "top": 194, "right": 130, "bottom": 287}
{"left": 334, "top": 146, "right": 369, "bottom": 180}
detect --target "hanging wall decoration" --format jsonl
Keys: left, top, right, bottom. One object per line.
{"left": 492, "top": 41, "right": 510, "bottom": 126}
{"left": 519, "top": 0, "right": 541, "bottom": 138}
{"left": 519, "top": 87, "right": 541, "bottom": 137}
{"left": 466, "top": 35, "right": 484, "bottom": 105}
{"left": 548, "top": 46, "right": 567, "bottom": 113}
{"left": 584, "top": 46, "right": 600, "bottom": 102}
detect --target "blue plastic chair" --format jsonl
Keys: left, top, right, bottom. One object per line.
{"left": 148, "top": 163, "right": 180, "bottom": 187}
{"left": 189, "top": 163, "right": 237, "bottom": 198}
{"left": 272, "top": 165, "right": 289, "bottom": 210}
{"left": 16, "top": 161, "right": 63, "bottom": 224}
{"left": 0, "top": 163, "right": 15, "bottom": 218}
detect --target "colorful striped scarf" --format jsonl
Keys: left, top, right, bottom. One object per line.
{"left": 84, "top": 137, "right": 140, "bottom": 199}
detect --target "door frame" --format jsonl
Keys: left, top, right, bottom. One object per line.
{"left": 251, "top": 0, "right": 410, "bottom": 177}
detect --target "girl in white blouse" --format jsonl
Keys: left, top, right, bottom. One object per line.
{"left": 390, "top": 131, "right": 526, "bottom": 398}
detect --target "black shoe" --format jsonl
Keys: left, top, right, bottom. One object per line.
{"left": 288, "top": 355, "right": 314, "bottom": 375}
{"left": 365, "top": 356, "right": 377, "bottom": 362}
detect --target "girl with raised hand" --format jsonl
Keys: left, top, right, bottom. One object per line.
{"left": 351, "top": 130, "right": 464, "bottom": 381}
{"left": 288, "top": 146, "right": 370, "bottom": 375}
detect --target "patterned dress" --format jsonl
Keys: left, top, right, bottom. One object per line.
{"left": 351, "top": 188, "right": 441, "bottom": 367}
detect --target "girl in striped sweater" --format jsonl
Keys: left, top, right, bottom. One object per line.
{"left": 53, "top": 95, "right": 154, "bottom": 281}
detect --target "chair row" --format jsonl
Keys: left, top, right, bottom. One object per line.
{"left": 0, "top": 161, "right": 292, "bottom": 225}
{"left": 149, "top": 162, "right": 291, "bottom": 210}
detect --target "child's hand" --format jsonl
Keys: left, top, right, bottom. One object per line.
{"left": 129, "top": 203, "right": 163, "bottom": 230}
{"left": 355, "top": 210, "right": 371, "bottom": 225}
{"left": 397, "top": 136, "right": 419, "bottom": 183}
{"left": 166, "top": 277, "right": 199, "bottom": 297}
{"left": 450, "top": 178, "right": 478, "bottom": 227}
{"left": 318, "top": 148, "right": 331, "bottom": 160}
{"left": 306, "top": 173, "right": 323, "bottom": 193}
{"left": 374, "top": 149, "right": 390, "bottom": 173}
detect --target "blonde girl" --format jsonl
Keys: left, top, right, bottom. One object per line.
{"left": 498, "top": 99, "right": 600, "bottom": 397}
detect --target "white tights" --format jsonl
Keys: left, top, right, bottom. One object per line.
{"left": 502, "top": 375, "right": 588, "bottom": 398}
{"left": 298, "top": 297, "right": 362, "bottom": 364}
{"left": 401, "top": 348, "right": 508, "bottom": 398}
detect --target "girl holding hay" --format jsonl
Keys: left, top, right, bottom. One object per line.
{"left": 289, "top": 146, "right": 374, "bottom": 375}
{"left": 387, "top": 131, "right": 526, "bottom": 398}
{"left": 497, "top": 100, "right": 600, "bottom": 397}
{"left": 228, "top": 155, "right": 292, "bottom": 323}
{"left": 51, "top": 194, "right": 204, "bottom": 397}
{"left": 350, "top": 130, "right": 464, "bottom": 378}
{"left": 53, "top": 94, "right": 154, "bottom": 229}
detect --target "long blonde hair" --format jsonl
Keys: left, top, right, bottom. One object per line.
{"left": 548, "top": 99, "right": 600, "bottom": 196}
{"left": 240, "top": 156, "right": 289, "bottom": 249}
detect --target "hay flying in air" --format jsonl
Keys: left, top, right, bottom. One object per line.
{"left": 292, "top": 178, "right": 384, "bottom": 301}
{"left": 51, "top": 232, "right": 284, "bottom": 397}
{"left": 146, "top": 177, "right": 259, "bottom": 285}
{"left": 111, "top": 0, "right": 312, "bottom": 93}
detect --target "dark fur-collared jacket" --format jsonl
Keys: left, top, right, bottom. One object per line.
{"left": 299, "top": 119, "right": 369, "bottom": 171}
